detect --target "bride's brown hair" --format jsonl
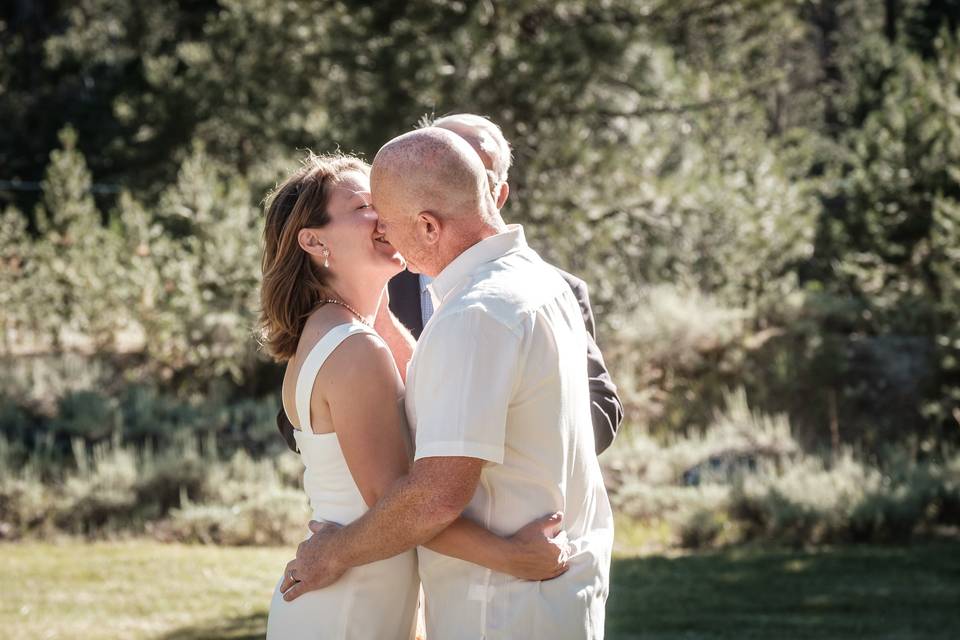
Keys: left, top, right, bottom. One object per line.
{"left": 259, "top": 152, "right": 369, "bottom": 361}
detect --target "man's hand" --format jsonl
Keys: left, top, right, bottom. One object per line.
{"left": 279, "top": 520, "right": 346, "bottom": 601}
{"left": 504, "top": 512, "right": 571, "bottom": 581}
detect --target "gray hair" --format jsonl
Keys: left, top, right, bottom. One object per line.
{"left": 419, "top": 113, "right": 513, "bottom": 188}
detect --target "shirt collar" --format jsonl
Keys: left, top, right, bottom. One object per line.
{"left": 429, "top": 224, "right": 527, "bottom": 304}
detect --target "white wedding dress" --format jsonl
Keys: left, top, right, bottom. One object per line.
{"left": 266, "top": 322, "right": 420, "bottom": 640}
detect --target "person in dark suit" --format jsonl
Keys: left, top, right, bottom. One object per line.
{"left": 277, "top": 114, "right": 623, "bottom": 455}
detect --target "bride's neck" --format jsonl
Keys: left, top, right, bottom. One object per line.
{"left": 325, "top": 274, "right": 386, "bottom": 324}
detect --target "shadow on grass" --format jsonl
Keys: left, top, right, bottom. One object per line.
{"left": 607, "top": 542, "right": 960, "bottom": 640}
{"left": 160, "top": 612, "right": 267, "bottom": 640}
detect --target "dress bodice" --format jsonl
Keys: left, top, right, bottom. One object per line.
{"left": 291, "top": 322, "right": 377, "bottom": 525}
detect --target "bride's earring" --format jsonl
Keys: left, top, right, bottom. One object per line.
{"left": 321, "top": 246, "right": 330, "bottom": 268}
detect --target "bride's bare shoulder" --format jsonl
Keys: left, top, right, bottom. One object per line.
{"left": 289, "top": 307, "right": 398, "bottom": 391}
{"left": 282, "top": 306, "right": 377, "bottom": 404}
{"left": 324, "top": 329, "right": 396, "bottom": 378}
{"left": 296, "top": 305, "right": 356, "bottom": 351}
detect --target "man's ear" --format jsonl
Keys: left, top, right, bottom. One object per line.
{"left": 417, "top": 211, "right": 442, "bottom": 245}
{"left": 495, "top": 182, "right": 509, "bottom": 209}
{"left": 297, "top": 228, "right": 327, "bottom": 257}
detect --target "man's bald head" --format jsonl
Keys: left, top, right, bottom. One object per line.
{"left": 371, "top": 127, "right": 494, "bottom": 225}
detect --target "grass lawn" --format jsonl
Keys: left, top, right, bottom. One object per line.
{"left": 607, "top": 542, "right": 960, "bottom": 640}
{"left": 1, "top": 540, "right": 958, "bottom": 639}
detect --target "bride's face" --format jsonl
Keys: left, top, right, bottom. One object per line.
{"left": 320, "top": 170, "right": 405, "bottom": 279}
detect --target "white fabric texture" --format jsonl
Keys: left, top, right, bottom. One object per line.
{"left": 406, "top": 225, "right": 614, "bottom": 640}
{"left": 266, "top": 322, "right": 420, "bottom": 640}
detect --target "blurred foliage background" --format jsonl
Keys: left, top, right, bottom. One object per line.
{"left": 1, "top": 0, "right": 959, "bottom": 548}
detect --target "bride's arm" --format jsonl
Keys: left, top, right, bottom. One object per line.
{"left": 423, "top": 513, "right": 569, "bottom": 580}
{"left": 319, "top": 334, "right": 414, "bottom": 508}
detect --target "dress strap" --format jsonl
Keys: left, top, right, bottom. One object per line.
{"left": 295, "top": 322, "right": 378, "bottom": 433}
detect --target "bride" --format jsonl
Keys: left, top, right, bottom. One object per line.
{"left": 259, "top": 153, "right": 569, "bottom": 639}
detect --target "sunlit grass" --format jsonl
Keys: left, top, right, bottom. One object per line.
{"left": 0, "top": 541, "right": 287, "bottom": 640}
{"left": 612, "top": 512, "right": 674, "bottom": 555}
{"left": 2, "top": 538, "right": 959, "bottom": 639}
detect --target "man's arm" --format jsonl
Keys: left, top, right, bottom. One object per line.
{"left": 281, "top": 456, "right": 483, "bottom": 600}
{"left": 586, "top": 333, "right": 623, "bottom": 454}
{"left": 556, "top": 269, "right": 624, "bottom": 454}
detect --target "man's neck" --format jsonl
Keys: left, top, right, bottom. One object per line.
{"left": 458, "top": 213, "right": 508, "bottom": 253}
{"left": 430, "top": 216, "right": 510, "bottom": 277}
{"left": 482, "top": 212, "right": 508, "bottom": 235}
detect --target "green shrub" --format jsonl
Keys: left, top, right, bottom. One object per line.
{"left": 0, "top": 475, "right": 55, "bottom": 540}
{"left": 57, "top": 439, "right": 140, "bottom": 535}
{"left": 675, "top": 506, "right": 733, "bottom": 550}
{"left": 605, "top": 393, "right": 960, "bottom": 550}
{"left": 53, "top": 391, "right": 121, "bottom": 442}
{"left": 152, "top": 448, "right": 309, "bottom": 545}
{"left": 117, "top": 385, "right": 201, "bottom": 442}
{"left": 159, "top": 487, "right": 310, "bottom": 546}
{"left": 134, "top": 438, "right": 217, "bottom": 518}
{"left": 604, "top": 387, "right": 797, "bottom": 493}
{"left": 0, "top": 396, "right": 33, "bottom": 442}
{"left": 851, "top": 451, "right": 960, "bottom": 542}
{"left": 0, "top": 433, "right": 306, "bottom": 543}
{"left": 728, "top": 453, "right": 879, "bottom": 546}
{"left": 0, "top": 379, "right": 286, "bottom": 464}
{"left": 608, "top": 287, "right": 753, "bottom": 434}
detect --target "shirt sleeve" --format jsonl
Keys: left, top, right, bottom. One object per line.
{"left": 412, "top": 307, "right": 523, "bottom": 464}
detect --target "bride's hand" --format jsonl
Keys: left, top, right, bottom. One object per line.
{"left": 504, "top": 512, "right": 571, "bottom": 581}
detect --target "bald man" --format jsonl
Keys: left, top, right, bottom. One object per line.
{"left": 284, "top": 128, "right": 613, "bottom": 639}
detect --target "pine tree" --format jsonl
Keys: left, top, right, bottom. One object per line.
{"left": 30, "top": 127, "right": 126, "bottom": 350}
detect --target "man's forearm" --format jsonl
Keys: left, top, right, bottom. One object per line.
{"left": 330, "top": 470, "right": 458, "bottom": 569}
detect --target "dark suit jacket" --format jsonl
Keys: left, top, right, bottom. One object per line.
{"left": 277, "top": 269, "right": 624, "bottom": 455}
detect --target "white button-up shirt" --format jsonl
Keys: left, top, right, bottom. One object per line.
{"left": 406, "top": 225, "right": 613, "bottom": 640}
